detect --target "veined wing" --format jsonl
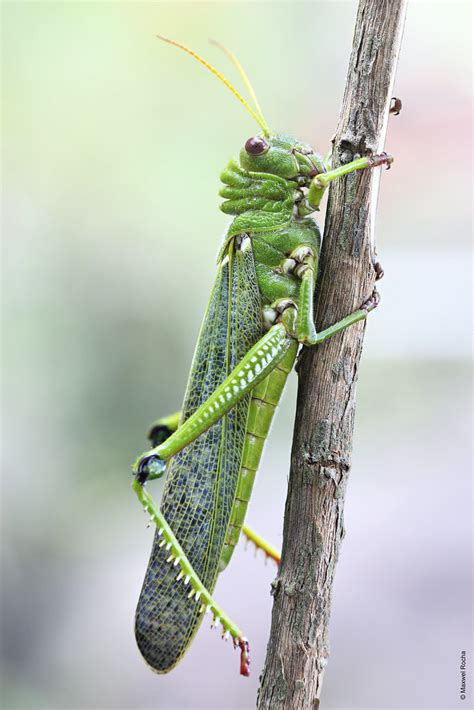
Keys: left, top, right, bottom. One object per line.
{"left": 135, "top": 236, "right": 262, "bottom": 673}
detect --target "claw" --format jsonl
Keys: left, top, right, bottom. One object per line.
{"left": 361, "top": 288, "right": 380, "bottom": 313}
{"left": 238, "top": 637, "right": 251, "bottom": 677}
{"left": 367, "top": 152, "right": 393, "bottom": 170}
{"left": 390, "top": 97, "right": 402, "bottom": 115}
{"left": 374, "top": 261, "right": 384, "bottom": 281}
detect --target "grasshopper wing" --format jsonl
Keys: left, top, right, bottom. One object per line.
{"left": 135, "top": 237, "right": 262, "bottom": 672}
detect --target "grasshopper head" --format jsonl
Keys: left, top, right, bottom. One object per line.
{"left": 239, "top": 134, "right": 325, "bottom": 182}
{"left": 157, "top": 38, "right": 325, "bottom": 183}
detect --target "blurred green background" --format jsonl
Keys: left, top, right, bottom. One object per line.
{"left": 2, "top": 2, "right": 472, "bottom": 709}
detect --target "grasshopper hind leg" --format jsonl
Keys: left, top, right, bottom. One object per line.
{"left": 148, "top": 411, "right": 181, "bottom": 447}
{"left": 134, "top": 453, "right": 166, "bottom": 485}
{"left": 133, "top": 480, "right": 251, "bottom": 675}
{"left": 148, "top": 425, "right": 172, "bottom": 448}
{"left": 144, "top": 410, "right": 282, "bottom": 565}
{"left": 135, "top": 412, "right": 180, "bottom": 484}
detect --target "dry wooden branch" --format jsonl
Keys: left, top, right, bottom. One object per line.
{"left": 257, "top": 2, "right": 407, "bottom": 708}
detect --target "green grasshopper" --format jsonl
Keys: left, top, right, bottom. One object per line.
{"left": 132, "top": 36, "right": 392, "bottom": 677}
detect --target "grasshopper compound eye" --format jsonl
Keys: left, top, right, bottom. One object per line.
{"left": 245, "top": 136, "right": 269, "bottom": 155}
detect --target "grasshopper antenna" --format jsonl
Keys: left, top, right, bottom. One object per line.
{"left": 157, "top": 35, "right": 270, "bottom": 136}
{"left": 209, "top": 39, "right": 268, "bottom": 133}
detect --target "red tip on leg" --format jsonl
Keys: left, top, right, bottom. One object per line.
{"left": 367, "top": 152, "right": 394, "bottom": 169}
{"left": 238, "top": 637, "right": 251, "bottom": 677}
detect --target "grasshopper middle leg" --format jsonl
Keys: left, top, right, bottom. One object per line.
{"left": 134, "top": 294, "right": 380, "bottom": 479}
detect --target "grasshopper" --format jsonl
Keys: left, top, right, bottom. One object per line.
{"left": 132, "top": 37, "right": 392, "bottom": 677}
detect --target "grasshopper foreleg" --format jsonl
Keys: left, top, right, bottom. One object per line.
{"left": 307, "top": 151, "right": 394, "bottom": 210}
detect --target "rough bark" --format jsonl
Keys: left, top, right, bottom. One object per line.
{"left": 257, "top": 2, "right": 407, "bottom": 708}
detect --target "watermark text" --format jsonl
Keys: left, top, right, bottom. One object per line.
{"left": 460, "top": 650, "right": 467, "bottom": 700}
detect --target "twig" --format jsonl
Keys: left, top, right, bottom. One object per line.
{"left": 257, "top": 2, "right": 407, "bottom": 707}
